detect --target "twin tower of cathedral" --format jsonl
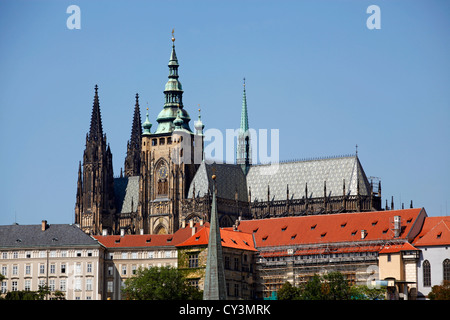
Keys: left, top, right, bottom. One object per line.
{"left": 75, "top": 34, "right": 383, "bottom": 236}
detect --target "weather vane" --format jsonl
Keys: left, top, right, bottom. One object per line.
{"left": 171, "top": 29, "right": 175, "bottom": 43}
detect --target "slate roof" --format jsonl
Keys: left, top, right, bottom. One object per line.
{"left": 114, "top": 176, "right": 139, "bottom": 213}
{"left": 0, "top": 224, "right": 100, "bottom": 249}
{"left": 187, "top": 161, "right": 248, "bottom": 202}
{"left": 247, "top": 155, "right": 371, "bottom": 202}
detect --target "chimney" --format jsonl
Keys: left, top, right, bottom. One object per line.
{"left": 140, "top": 229, "right": 144, "bottom": 235}
{"left": 41, "top": 220, "right": 48, "bottom": 231}
{"left": 102, "top": 229, "right": 108, "bottom": 236}
{"left": 120, "top": 228, "right": 125, "bottom": 237}
{"left": 182, "top": 220, "right": 186, "bottom": 228}
{"left": 191, "top": 226, "right": 197, "bottom": 236}
{"left": 189, "top": 220, "right": 194, "bottom": 228}
{"left": 199, "top": 219, "right": 204, "bottom": 226}
{"left": 361, "top": 229, "right": 367, "bottom": 239}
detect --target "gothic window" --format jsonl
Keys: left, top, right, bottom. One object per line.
{"left": 156, "top": 162, "right": 169, "bottom": 196}
{"left": 443, "top": 259, "right": 450, "bottom": 282}
{"left": 423, "top": 260, "right": 431, "bottom": 287}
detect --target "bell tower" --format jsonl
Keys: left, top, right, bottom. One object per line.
{"left": 138, "top": 31, "right": 202, "bottom": 234}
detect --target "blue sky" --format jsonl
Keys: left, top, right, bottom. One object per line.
{"left": 0, "top": 0, "right": 449, "bottom": 225}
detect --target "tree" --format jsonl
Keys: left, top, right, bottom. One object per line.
{"left": 428, "top": 281, "right": 450, "bottom": 300}
{"left": 277, "top": 272, "right": 385, "bottom": 300}
{"left": 277, "top": 281, "right": 299, "bottom": 300}
{"left": 322, "top": 271, "right": 351, "bottom": 300}
{"left": 122, "top": 266, "right": 202, "bottom": 300}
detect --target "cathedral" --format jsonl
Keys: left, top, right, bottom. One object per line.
{"left": 75, "top": 34, "right": 382, "bottom": 236}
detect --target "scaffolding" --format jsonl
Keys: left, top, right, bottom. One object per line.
{"left": 254, "top": 238, "right": 407, "bottom": 298}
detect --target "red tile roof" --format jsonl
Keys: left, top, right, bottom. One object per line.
{"left": 413, "top": 216, "right": 450, "bottom": 247}
{"left": 236, "top": 208, "right": 425, "bottom": 249}
{"left": 176, "top": 227, "right": 257, "bottom": 252}
{"left": 94, "top": 223, "right": 208, "bottom": 248}
{"left": 379, "top": 242, "right": 419, "bottom": 254}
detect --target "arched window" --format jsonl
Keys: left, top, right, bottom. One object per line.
{"left": 443, "top": 259, "right": 450, "bottom": 282}
{"left": 423, "top": 260, "right": 431, "bottom": 287}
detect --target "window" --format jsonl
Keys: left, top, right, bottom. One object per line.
{"left": 50, "top": 264, "right": 56, "bottom": 274}
{"left": 12, "top": 281, "right": 18, "bottom": 292}
{"left": 13, "top": 252, "right": 18, "bottom": 259}
{"left": 423, "top": 260, "right": 431, "bottom": 287}
{"left": 76, "top": 263, "right": 81, "bottom": 274}
{"left": 87, "top": 263, "right": 92, "bottom": 273}
{"left": 76, "top": 251, "right": 82, "bottom": 257}
{"left": 25, "top": 280, "right": 31, "bottom": 291}
{"left": 61, "top": 264, "right": 66, "bottom": 274}
{"left": 75, "top": 278, "right": 82, "bottom": 291}
{"left": 225, "top": 256, "right": 230, "bottom": 269}
{"left": 1, "top": 266, "right": 6, "bottom": 276}
{"left": 107, "top": 281, "right": 114, "bottom": 293}
{"left": 148, "top": 251, "right": 154, "bottom": 259}
{"left": 443, "top": 259, "right": 450, "bottom": 282}
{"left": 49, "top": 279, "right": 55, "bottom": 292}
{"left": 1, "top": 281, "right": 7, "bottom": 293}
{"left": 234, "top": 257, "right": 239, "bottom": 271}
{"left": 60, "top": 279, "right": 66, "bottom": 292}
{"left": 86, "top": 278, "right": 93, "bottom": 291}
{"left": 234, "top": 283, "right": 239, "bottom": 297}
{"left": 188, "top": 253, "right": 199, "bottom": 268}
{"left": 26, "top": 252, "right": 31, "bottom": 258}
{"left": 12, "top": 265, "right": 18, "bottom": 275}
{"left": 25, "top": 265, "right": 31, "bottom": 275}
{"left": 108, "top": 266, "right": 114, "bottom": 276}
{"left": 122, "top": 252, "right": 128, "bottom": 259}
{"left": 2, "top": 252, "right": 7, "bottom": 259}
{"left": 152, "top": 139, "right": 157, "bottom": 146}
{"left": 122, "top": 265, "right": 127, "bottom": 275}
{"left": 387, "top": 254, "right": 391, "bottom": 262}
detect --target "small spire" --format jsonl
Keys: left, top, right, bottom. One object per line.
{"left": 194, "top": 105, "right": 205, "bottom": 135}
{"left": 142, "top": 106, "right": 152, "bottom": 135}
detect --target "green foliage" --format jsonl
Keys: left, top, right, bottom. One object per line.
{"left": 428, "top": 281, "right": 450, "bottom": 300}
{"left": 1, "top": 285, "right": 65, "bottom": 300}
{"left": 122, "top": 266, "right": 202, "bottom": 300}
{"left": 277, "top": 272, "right": 386, "bottom": 300}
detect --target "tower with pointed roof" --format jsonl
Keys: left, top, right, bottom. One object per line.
{"left": 75, "top": 85, "right": 116, "bottom": 235}
{"left": 138, "top": 31, "right": 203, "bottom": 235}
{"left": 124, "top": 93, "right": 142, "bottom": 177}
{"left": 237, "top": 78, "right": 251, "bottom": 175}
{"left": 203, "top": 174, "right": 227, "bottom": 300}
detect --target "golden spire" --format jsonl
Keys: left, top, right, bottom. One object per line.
{"left": 171, "top": 29, "right": 175, "bottom": 43}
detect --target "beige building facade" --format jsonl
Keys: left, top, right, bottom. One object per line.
{"left": 0, "top": 221, "right": 104, "bottom": 300}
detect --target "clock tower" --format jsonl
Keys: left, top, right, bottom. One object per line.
{"left": 138, "top": 32, "right": 203, "bottom": 234}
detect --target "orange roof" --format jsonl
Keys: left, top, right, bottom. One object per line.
{"left": 413, "top": 216, "right": 450, "bottom": 247}
{"left": 94, "top": 223, "right": 207, "bottom": 248}
{"left": 379, "top": 242, "right": 419, "bottom": 254}
{"left": 176, "top": 227, "right": 257, "bottom": 252}
{"left": 236, "top": 208, "right": 425, "bottom": 248}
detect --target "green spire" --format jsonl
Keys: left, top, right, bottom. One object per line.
{"left": 240, "top": 78, "right": 249, "bottom": 132}
{"left": 203, "top": 173, "right": 227, "bottom": 300}
{"left": 154, "top": 30, "right": 192, "bottom": 134}
{"left": 237, "top": 78, "right": 251, "bottom": 174}
{"left": 142, "top": 107, "right": 152, "bottom": 135}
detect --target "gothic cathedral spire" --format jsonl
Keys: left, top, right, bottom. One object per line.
{"left": 237, "top": 78, "right": 251, "bottom": 174}
{"left": 124, "top": 93, "right": 142, "bottom": 177}
{"left": 75, "top": 85, "right": 116, "bottom": 235}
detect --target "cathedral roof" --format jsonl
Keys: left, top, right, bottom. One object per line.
{"left": 246, "top": 155, "right": 371, "bottom": 202}
{"left": 187, "top": 161, "right": 248, "bottom": 202}
{"left": 114, "top": 176, "right": 139, "bottom": 214}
